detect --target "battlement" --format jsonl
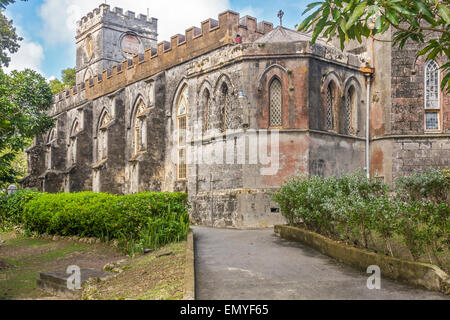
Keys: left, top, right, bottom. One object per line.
{"left": 55, "top": 10, "right": 273, "bottom": 109}
{"left": 76, "top": 4, "right": 158, "bottom": 37}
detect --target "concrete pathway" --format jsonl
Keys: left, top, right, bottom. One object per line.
{"left": 194, "top": 227, "right": 449, "bottom": 300}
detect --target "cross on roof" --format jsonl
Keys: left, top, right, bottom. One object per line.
{"left": 277, "top": 10, "right": 284, "bottom": 27}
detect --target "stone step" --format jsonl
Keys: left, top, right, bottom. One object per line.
{"left": 37, "top": 268, "right": 112, "bottom": 299}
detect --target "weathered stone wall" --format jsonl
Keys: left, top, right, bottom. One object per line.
{"left": 391, "top": 138, "right": 450, "bottom": 178}
{"left": 308, "top": 132, "right": 366, "bottom": 177}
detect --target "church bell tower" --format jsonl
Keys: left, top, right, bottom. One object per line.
{"left": 75, "top": 4, "right": 158, "bottom": 84}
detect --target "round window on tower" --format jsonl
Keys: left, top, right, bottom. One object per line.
{"left": 121, "top": 33, "right": 142, "bottom": 59}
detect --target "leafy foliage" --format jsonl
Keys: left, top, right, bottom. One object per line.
{"left": 0, "top": 9, "right": 21, "bottom": 68}
{"left": 298, "top": 0, "right": 450, "bottom": 92}
{"left": 49, "top": 78, "right": 64, "bottom": 95}
{"left": 0, "top": 68, "right": 54, "bottom": 186}
{"left": 49, "top": 67, "right": 76, "bottom": 94}
{"left": 0, "top": 0, "right": 27, "bottom": 67}
{"left": 396, "top": 168, "right": 450, "bottom": 203}
{"left": 0, "top": 188, "right": 38, "bottom": 229}
{"left": 272, "top": 170, "right": 449, "bottom": 267}
{"left": 0, "top": 191, "right": 190, "bottom": 254}
{"left": 20, "top": 192, "right": 189, "bottom": 240}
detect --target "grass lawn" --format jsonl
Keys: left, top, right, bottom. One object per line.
{"left": 83, "top": 241, "right": 186, "bottom": 300}
{"left": 0, "top": 231, "right": 186, "bottom": 300}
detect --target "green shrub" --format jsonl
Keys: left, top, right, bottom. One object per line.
{"left": 396, "top": 168, "right": 449, "bottom": 203}
{"left": 22, "top": 192, "right": 189, "bottom": 243}
{"left": 0, "top": 189, "right": 39, "bottom": 229}
{"left": 272, "top": 170, "right": 449, "bottom": 267}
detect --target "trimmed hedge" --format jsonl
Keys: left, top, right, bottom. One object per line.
{"left": 0, "top": 191, "right": 190, "bottom": 252}
{"left": 22, "top": 192, "right": 189, "bottom": 241}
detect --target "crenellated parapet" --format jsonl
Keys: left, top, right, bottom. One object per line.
{"left": 76, "top": 4, "right": 157, "bottom": 38}
{"left": 53, "top": 10, "right": 274, "bottom": 112}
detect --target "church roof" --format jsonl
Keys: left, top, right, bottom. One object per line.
{"left": 254, "top": 26, "right": 334, "bottom": 48}
{"left": 254, "top": 26, "right": 312, "bottom": 43}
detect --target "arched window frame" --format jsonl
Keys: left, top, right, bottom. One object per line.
{"left": 133, "top": 99, "right": 148, "bottom": 155}
{"left": 424, "top": 60, "right": 441, "bottom": 132}
{"left": 68, "top": 120, "right": 80, "bottom": 166}
{"left": 220, "top": 82, "right": 230, "bottom": 132}
{"left": 177, "top": 86, "right": 188, "bottom": 180}
{"left": 45, "top": 128, "right": 56, "bottom": 170}
{"left": 269, "top": 77, "right": 283, "bottom": 128}
{"left": 97, "top": 111, "right": 111, "bottom": 162}
{"left": 344, "top": 85, "right": 358, "bottom": 135}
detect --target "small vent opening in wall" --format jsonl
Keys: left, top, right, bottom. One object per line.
{"left": 271, "top": 208, "right": 280, "bottom": 213}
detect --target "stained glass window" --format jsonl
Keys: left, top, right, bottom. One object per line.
{"left": 425, "top": 60, "right": 440, "bottom": 110}
{"left": 269, "top": 79, "right": 282, "bottom": 128}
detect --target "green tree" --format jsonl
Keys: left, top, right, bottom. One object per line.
{"left": 0, "top": 1, "right": 20, "bottom": 8}
{"left": 298, "top": 0, "right": 450, "bottom": 92}
{"left": 49, "top": 67, "right": 76, "bottom": 94}
{"left": 0, "top": 68, "right": 54, "bottom": 187}
{"left": 61, "top": 67, "right": 75, "bottom": 87}
{"left": 49, "top": 78, "right": 64, "bottom": 95}
{"left": 0, "top": 1, "right": 23, "bottom": 68}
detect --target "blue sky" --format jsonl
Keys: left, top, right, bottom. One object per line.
{"left": 4, "top": 0, "right": 310, "bottom": 80}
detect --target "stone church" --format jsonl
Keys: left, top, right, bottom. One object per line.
{"left": 22, "top": 4, "right": 449, "bottom": 228}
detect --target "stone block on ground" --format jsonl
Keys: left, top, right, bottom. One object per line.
{"left": 36, "top": 268, "right": 112, "bottom": 299}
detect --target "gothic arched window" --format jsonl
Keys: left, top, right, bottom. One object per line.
{"left": 177, "top": 86, "right": 188, "bottom": 180}
{"left": 326, "top": 82, "right": 336, "bottom": 131}
{"left": 45, "top": 128, "right": 56, "bottom": 170}
{"left": 220, "top": 83, "right": 230, "bottom": 132}
{"left": 203, "top": 89, "right": 211, "bottom": 134}
{"left": 344, "top": 86, "right": 356, "bottom": 135}
{"left": 68, "top": 120, "right": 80, "bottom": 166}
{"left": 133, "top": 100, "right": 147, "bottom": 155}
{"left": 97, "top": 112, "right": 111, "bottom": 161}
{"left": 425, "top": 60, "right": 440, "bottom": 131}
{"left": 269, "top": 78, "right": 282, "bottom": 128}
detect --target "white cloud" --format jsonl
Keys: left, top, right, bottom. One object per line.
{"left": 3, "top": 22, "right": 45, "bottom": 74}
{"left": 39, "top": 0, "right": 231, "bottom": 45}
{"left": 237, "top": 6, "right": 264, "bottom": 18}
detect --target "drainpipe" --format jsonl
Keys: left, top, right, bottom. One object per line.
{"left": 361, "top": 68, "right": 374, "bottom": 179}
{"left": 365, "top": 75, "right": 371, "bottom": 179}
